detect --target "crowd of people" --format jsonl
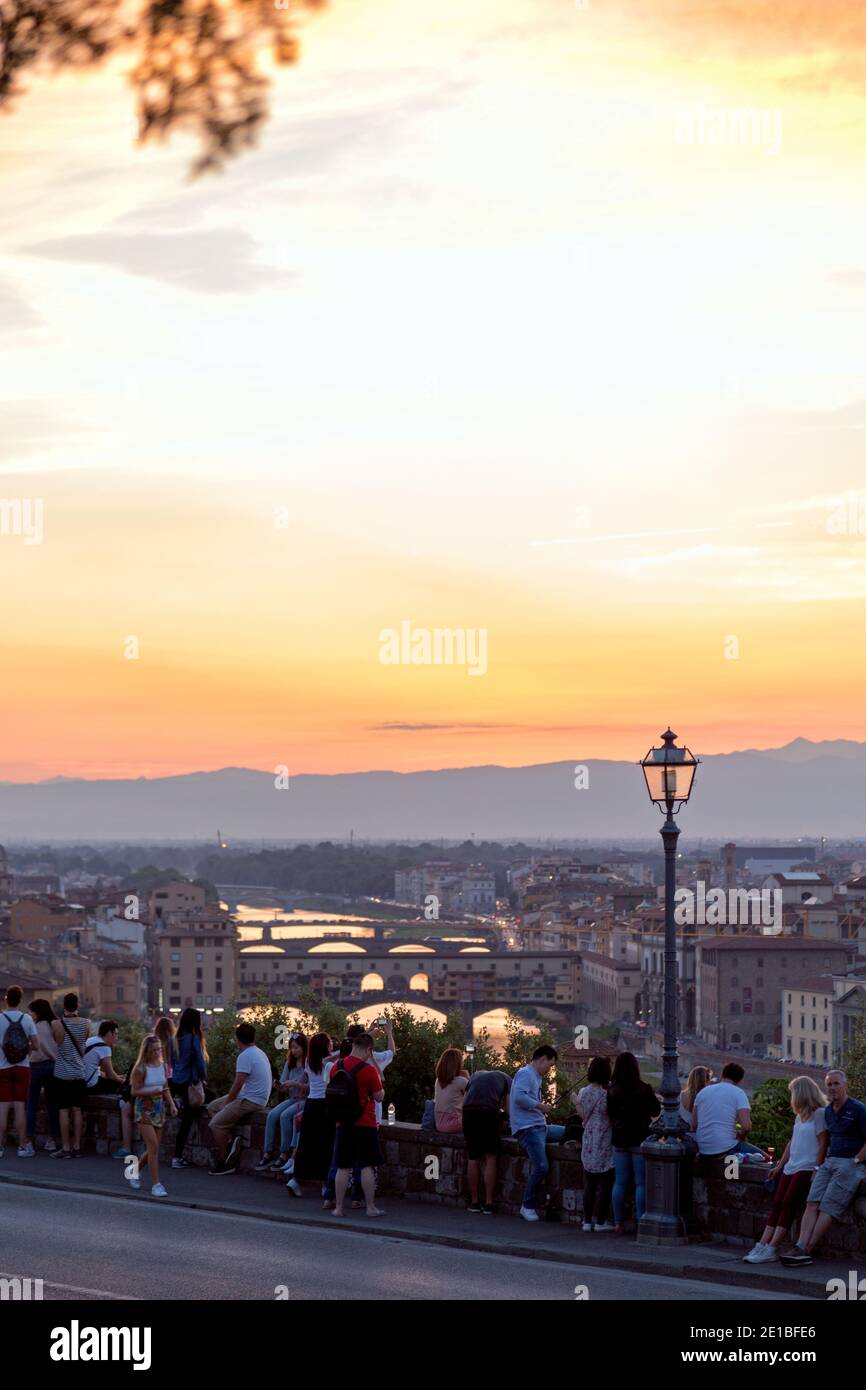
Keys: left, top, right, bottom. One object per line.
{"left": 1, "top": 984, "right": 864, "bottom": 1257}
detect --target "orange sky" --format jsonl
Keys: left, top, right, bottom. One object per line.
{"left": 2, "top": 0, "right": 866, "bottom": 780}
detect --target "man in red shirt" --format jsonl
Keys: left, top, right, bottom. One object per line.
{"left": 332, "top": 1033, "right": 385, "bottom": 1217}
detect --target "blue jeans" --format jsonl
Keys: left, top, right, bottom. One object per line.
{"left": 516, "top": 1123, "right": 566, "bottom": 1210}
{"left": 26, "top": 1060, "right": 59, "bottom": 1142}
{"left": 613, "top": 1147, "right": 647, "bottom": 1224}
{"left": 264, "top": 1099, "right": 304, "bottom": 1155}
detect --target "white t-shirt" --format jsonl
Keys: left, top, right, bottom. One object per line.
{"left": 305, "top": 1059, "right": 334, "bottom": 1100}
{"left": 784, "top": 1110, "right": 827, "bottom": 1175}
{"left": 372, "top": 1048, "right": 393, "bottom": 1124}
{"left": 236, "top": 1046, "right": 273, "bottom": 1106}
{"left": 84, "top": 1038, "right": 112, "bottom": 1087}
{"left": 694, "top": 1081, "right": 751, "bottom": 1155}
{"left": 0, "top": 1010, "right": 37, "bottom": 1069}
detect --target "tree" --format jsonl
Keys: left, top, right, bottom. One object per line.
{"left": 845, "top": 1017, "right": 866, "bottom": 1100}
{"left": 0, "top": 0, "right": 325, "bottom": 175}
{"left": 749, "top": 1076, "right": 794, "bottom": 1154}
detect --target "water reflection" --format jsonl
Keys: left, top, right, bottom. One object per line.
{"left": 0, "top": 0, "right": 326, "bottom": 174}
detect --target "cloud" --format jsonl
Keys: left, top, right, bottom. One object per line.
{"left": 0, "top": 281, "right": 40, "bottom": 331}
{"left": 0, "top": 404, "right": 86, "bottom": 465}
{"left": 20, "top": 228, "right": 291, "bottom": 294}
{"left": 371, "top": 722, "right": 505, "bottom": 733}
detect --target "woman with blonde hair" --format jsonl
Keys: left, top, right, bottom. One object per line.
{"left": 434, "top": 1048, "right": 469, "bottom": 1133}
{"left": 678, "top": 1066, "right": 711, "bottom": 1126}
{"left": 743, "top": 1075, "right": 828, "bottom": 1265}
{"left": 128, "top": 1034, "right": 177, "bottom": 1198}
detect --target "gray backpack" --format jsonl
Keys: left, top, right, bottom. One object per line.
{"left": 2, "top": 1011, "right": 30, "bottom": 1065}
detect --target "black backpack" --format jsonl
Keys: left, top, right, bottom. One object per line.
{"left": 325, "top": 1059, "right": 363, "bottom": 1125}
{"left": 2, "top": 1011, "right": 30, "bottom": 1066}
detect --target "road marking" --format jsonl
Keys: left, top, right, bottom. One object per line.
{"left": 0, "top": 1270, "right": 142, "bottom": 1301}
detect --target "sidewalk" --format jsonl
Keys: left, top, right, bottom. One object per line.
{"left": 1, "top": 1149, "right": 859, "bottom": 1298}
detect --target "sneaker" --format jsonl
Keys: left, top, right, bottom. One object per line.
{"left": 113, "top": 1147, "right": 132, "bottom": 1160}
{"left": 593, "top": 1222, "right": 615, "bottom": 1232}
{"left": 255, "top": 1154, "right": 275, "bottom": 1172}
{"left": 519, "top": 1206, "right": 540, "bottom": 1222}
{"left": 224, "top": 1136, "right": 242, "bottom": 1173}
{"left": 751, "top": 1244, "right": 779, "bottom": 1264}
{"left": 17, "top": 1144, "right": 35, "bottom": 1157}
{"left": 581, "top": 1221, "right": 593, "bottom": 1232}
{"left": 780, "top": 1248, "right": 813, "bottom": 1266}
{"left": 171, "top": 1157, "right": 189, "bottom": 1169}
{"left": 151, "top": 1183, "right": 168, "bottom": 1198}
{"left": 129, "top": 1177, "right": 141, "bottom": 1190}
{"left": 742, "top": 1242, "right": 763, "bottom": 1263}
{"left": 467, "top": 1202, "right": 483, "bottom": 1214}
{"left": 286, "top": 1178, "right": 302, "bottom": 1197}
{"left": 49, "top": 1148, "right": 72, "bottom": 1159}
{"left": 481, "top": 1204, "right": 495, "bottom": 1215}
{"left": 278, "top": 1157, "right": 294, "bottom": 1173}
{"left": 43, "top": 1139, "right": 57, "bottom": 1153}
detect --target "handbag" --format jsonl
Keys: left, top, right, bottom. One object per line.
{"left": 187, "top": 1079, "right": 206, "bottom": 1108}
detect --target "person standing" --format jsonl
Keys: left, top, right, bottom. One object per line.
{"left": 170, "top": 1007, "right": 209, "bottom": 1169}
{"left": 461, "top": 1067, "right": 511, "bottom": 1213}
{"left": 129, "top": 1034, "right": 177, "bottom": 1197}
{"left": 575, "top": 1055, "right": 615, "bottom": 1231}
{"left": 329, "top": 1032, "right": 385, "bottom": 1218}
{"left": 49, "top": 994, "right": 91, "bottom": 1159}
{"left": 607, "top": 1051, "right": 661, "bottom": 1233}
{"left": 434, "top": 1047, "right": 469, "bottom": 1133}
{"left": 294, "top": 1032, "right": 337, "bottom": 1201}
{"left": 0, "top": 986, "right": 38, "bottom": 1157}
{"left": 84, "top": 1021, "right": 126, "bottom": 1095}
{"left": 154, "top": 1016, "right": 178, "bottom": 1083}
{"left": 25, "top": 998, "right": 61, "bottom": 1153}
{"left": 511, "top": 1045, "right": 565, "bottom": 1223}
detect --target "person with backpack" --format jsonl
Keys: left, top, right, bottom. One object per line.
{"left": 25, "top": 998, "right": 61, "bottom": 1154}
{"left": 0, "top": 985, "right": 38, "bottom": 1157}
{"left": 328, "top": 1031, "right": 385, "bottom": 1218}
{"left": 170, "top": 1007, "right": 210, "bottom": 1169}
{"left": 49, "top": 993, "right": 92, "bottom": 1159}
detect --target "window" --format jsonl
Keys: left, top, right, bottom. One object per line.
{"left": 196, "top": 952, "right": 203, "bottom": 962}
{"left": 170, "top": 952, "right": 180, "bottom": 962}
{"left": 812, "top": 996, "right": 816, "bottom": 1007}
{"left": 811, "top": 1041, "right": 817, "bottom": 1061}
{"left": 754, "top": 1033, "right": 764, "bottom": 1044}
{"left": 116, "top": 985, "right": 125, "bottom": 1001}
{"left": 623, "top": 977, "right": 630, "bottom": 986}
{"left": 170, "top": 938, "right": 180, "bottom": 947}
{"left": 757, "top": 958, "right": 764, "bottom": 968}
{"left": 812, "top": 1016, "right": 816, "bottom": 1031}
{"left": 731, "top": 976, "right": 739, "bottom": 987}
{"left": 731, "top": 1032, "right": 741, "bottom": 1044}
{"left": 823, "top": 1044, "right": 829, "bottom": 1062}
{"left": 800, "top": 995, "right": 805, "bottom": 1006}
{"left": 787, "top": 993, "right": 792, "bottom": 1004}
{"left": 799, "top": 1040, "right": 805, "bottom": 1058}
{"left": 801, "top": 1016, "right": 805, "bottom": 1029}
{"left": 824, "top": 1017, "right": 828, "bottom": 1033}
{"left": 787, "top": 1012, "right": 792, "bottom": 1027}
{"left": 171, "top": 967, "right": 180, "bottom": 977}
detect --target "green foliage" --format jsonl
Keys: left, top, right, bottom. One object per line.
{"left": 749, "top": 1077, "right": 794, "bottom": 1153}
{"left": 845, "top": 1017, "right": 866, "bottom": 1101}
{"left": 113, "top": 1017, "right": 148, "bottom": 1076}
{"left": 375, "top": 1005, "right": 465, "bottom": 1123}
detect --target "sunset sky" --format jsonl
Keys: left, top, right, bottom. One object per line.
{"left": 2, "top": 0, "right": 866, "bottom": 781}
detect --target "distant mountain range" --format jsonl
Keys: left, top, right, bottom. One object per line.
{"left": 0, "top": 738, "right": 864, "bottom": 842}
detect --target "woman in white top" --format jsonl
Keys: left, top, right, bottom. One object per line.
{"left": 743, "top": 1076, "right": 828, "bottom": 1265}
{"left": 129, "top": 1035, "right": 177, "bottom": 1198}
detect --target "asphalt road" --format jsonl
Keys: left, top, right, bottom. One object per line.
{"left": 0, "top": 1181, "right": 807, "bottom": 1302}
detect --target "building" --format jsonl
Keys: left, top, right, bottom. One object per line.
{"left": 697, "top": 936, "right": 851, "bottom": 1054}
{"left": 782, "top": 974, "right": 866, "bottom": 1068}
{"left": 6, "top": 897, "right": 85, "bottom": 943}
{"left": 640, "top": 929, "right": 698, "bottom": 1033}
{"left": 762, "top": 872, "right": 835, "bottom": 907}
{"left": 147, "top": 881, "right": 208, "bottom": 922}
{"left": 579, "top": 951, "right": 640, "bottom": 1027}
{"left": 155, "top": 906, "right": 237, "bottom": 1014}
{"left": 733, "top": 845, "right": 817, "bottom": 876}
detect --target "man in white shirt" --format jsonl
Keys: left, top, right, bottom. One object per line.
{"left": 207, "top": 1022, "right": 272, "bottom": 1174}
{"left": 692, "top": 1062, "right": 767, "bottom": 1159}
{"left": 0, "top": 986, "right": 38, "bottom": 1157}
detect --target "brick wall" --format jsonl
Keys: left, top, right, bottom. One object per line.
{"left": 43, "top": 1100, "right": 866, "bottom": 1258}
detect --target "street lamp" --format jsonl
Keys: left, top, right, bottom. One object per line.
{"left": 637, "top": 727, "right": 699, "bottom": 1245}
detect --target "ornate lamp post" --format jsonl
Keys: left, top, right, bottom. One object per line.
{"left": 637, "top": 728, "right": 699, "bottom": 1245}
